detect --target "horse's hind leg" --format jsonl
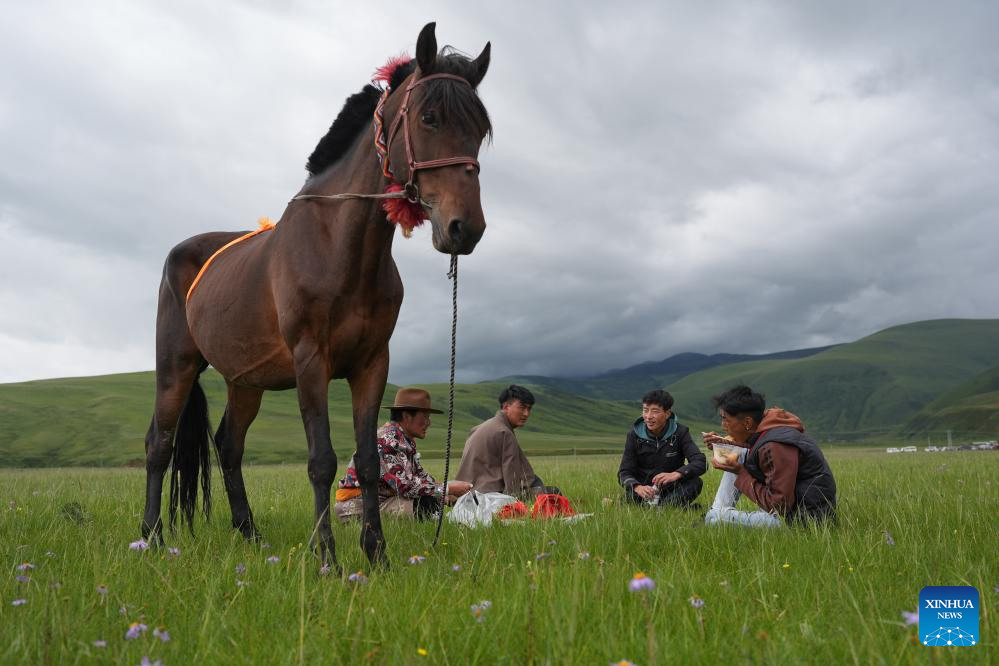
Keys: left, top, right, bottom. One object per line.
{"left": 216, "top": 382, "right": 263, "bottom": 540}
{"left": 142, "top": 251, "right": 208, "bottom": 545}
{"left": 142, "top": 352, "right": 203, "bottom": 544}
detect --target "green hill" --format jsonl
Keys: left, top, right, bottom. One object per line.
{"left": 662, "top": 319, "right": 999, "bottom": 435}
{"left": 3, "top": 318, "right": 997, "bottom": 467}
{"left": 0, "top": 372, "right": 657, "bottom": 468}
{"left": 496, "top": 347, "right": 833, "bottom": 400}
{"left": 901, "top": 364, "right": 999, "bottom": 436}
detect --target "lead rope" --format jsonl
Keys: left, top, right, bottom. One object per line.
{"left": 432, "top": 253, "right": 459, "bottom": 547}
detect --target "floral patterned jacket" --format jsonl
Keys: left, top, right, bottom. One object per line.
{"left": 337, "top": 422, "right": 443, "bottom": 499}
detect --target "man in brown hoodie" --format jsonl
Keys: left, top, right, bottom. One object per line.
{"left": 704, "top": 385, "right": 836, "bottom": 527}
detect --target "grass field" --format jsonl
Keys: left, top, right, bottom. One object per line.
{"left": 2, "top": 449, "right": 996, "bottom": 664}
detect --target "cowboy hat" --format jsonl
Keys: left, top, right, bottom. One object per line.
{"left": 383, "top": 387, "right": 443, "bottom": 414}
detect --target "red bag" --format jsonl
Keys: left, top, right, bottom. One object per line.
{"left": 496, "top": 501, "right": 528, "bottom": 519}
{"left": 530, "top": 494, "right": 576, "bottom": 519}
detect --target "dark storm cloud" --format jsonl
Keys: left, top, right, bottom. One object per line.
{"left": 2, "top": 1, "right": 998, "bottom": 384}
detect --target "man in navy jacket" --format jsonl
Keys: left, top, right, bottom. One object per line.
{"left": 618, "top": 389, "right": 706, "bottom": 507}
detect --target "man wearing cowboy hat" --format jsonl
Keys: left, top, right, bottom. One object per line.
{"left": 334, "top": 387, "right": 473, "bottom": 523}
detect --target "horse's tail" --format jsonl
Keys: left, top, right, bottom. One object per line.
{"left": 169, "top": 368, "right": 213, "bottom": 532}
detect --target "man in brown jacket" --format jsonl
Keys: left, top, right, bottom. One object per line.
{"left": 456, "top": 385, "right": 560, "bottom": 498}
{"left": 704, "top": 385, "right": 836, "bottom": 527}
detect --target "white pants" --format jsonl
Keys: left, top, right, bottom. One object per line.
{"left": 704, "top": 447, "right": 782, "bottom": 528}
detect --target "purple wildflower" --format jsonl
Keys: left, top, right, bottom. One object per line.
{"left": 12, "top": 598, "right": 27, "bottom": 606}
{"left": 408, "top": 555, "right": 426, "bottom": 565}
{"left": 153, "top": 626, "right": 170, "bottom": 642}
{"left": 119, "top": 606, "right": 128, "bottom": 615}
{"left": 168, "top": 547, "right": 180, "bottom": 557}
{"left": 92, "top": 640, "right": 107, "bottom": 648}
{"left": 451, "top": 564, "right": 462, "bottom": 572}
{"left": 347, "top": 571, "right": 368, "bottom": 584}
{"left": 235, "top": 563, "right": 246, "bottom": 575}
{"left": 235, "top": 579, "right": 249, "bottom": 588}
{"left": 125, "top": 622, "right": 148, "bottom": 640}
{"left": 319, "top": 564, "right": 332, "bottom": 576}
{"left": 470, "top": 600, "right": 492, "bottom": 622}
{"left": 628, "top": 572, "right": 656, "bottom": 592}
{"left": 96, "top": 584, "right": 109, "bottom": 596}
{"left": 140, "top": 657, "right": 162, "bottom": 666}
{"left": 689, "top": 594, "right": 705, "bottom": 609}
{"left": 266, "top": 555, "right": 280, "bottom": 564}
{"left": 128, "top": 540, "right": 149, "bottom": 552}
{"left": 16, "top": 562, "right": 34, "bottom": 572}
{"left": 883, "top": 531, "right": 895, "bottom": 546}
{"left": 901, "top": 610, "right": 919, "bottom": 626}
{"left": 535, "top": 552, "right": 551, "bottom": 561}
{"left": 548, "top": 539, "right": 557, "bottom": 546}
{"left": 16, "top": 575, "right": 30, "bottom": 584}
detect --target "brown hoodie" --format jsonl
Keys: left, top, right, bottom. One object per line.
{"left": 734, "top": 407, "right": 803, "bottom": 516}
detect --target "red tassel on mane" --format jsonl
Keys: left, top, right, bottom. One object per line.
{"left": 373, "top": 54, "right": 413, "bottom": 85}
{"left": 382, "top": 183, "right": 427, "bottom": 237}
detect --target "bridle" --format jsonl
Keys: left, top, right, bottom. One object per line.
{"left": 378, "top": 73, "right": 481, "bottom": 203}
{"left": 292, "top": 72, "right": 481, "bottom": 210}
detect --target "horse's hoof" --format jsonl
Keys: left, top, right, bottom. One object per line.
{"left": 364, "top": 549, "right": 389, "bottom": 570}
{"left": 140, "top": 522, "right": 165, "bottom": 547}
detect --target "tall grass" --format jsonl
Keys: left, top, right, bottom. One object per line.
{"left": 2, "top": 449, "right": 996, "bottom": 664}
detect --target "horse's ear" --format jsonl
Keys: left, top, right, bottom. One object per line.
{"left": 416, "top": 22, "right": 438, "bottom": 74}
{"left": 468, "top": 42, "right": 491, "bottom": 88}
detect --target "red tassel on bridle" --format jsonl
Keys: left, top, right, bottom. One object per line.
{"left": 381, "top": 183, "right": 425, "bottom": 237}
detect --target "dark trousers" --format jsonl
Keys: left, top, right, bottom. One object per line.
{"left": 413, "top": 495, "right": 442, "bottom": 521}
{"left": 531, "top": 476, "right": 562, "bottom": 497}
{"left": 625, "top": 476, "right": 703, "bottom": 507}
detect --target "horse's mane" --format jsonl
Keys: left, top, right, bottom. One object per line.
{"left": 306, "top": 48, "right": 492, "bottom": 177}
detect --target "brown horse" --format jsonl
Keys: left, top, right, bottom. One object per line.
{"left": 141, "top": 22, "right": 491, "bottom": 571}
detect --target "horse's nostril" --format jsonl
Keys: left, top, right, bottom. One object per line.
{"left": 448, "top": 219, "right": 464, "bottom": 244}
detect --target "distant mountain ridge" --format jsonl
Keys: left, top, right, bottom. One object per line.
{"left": 496, "top": 346, "right": 835, "bottom": 400}
{"left": 596, "top": 347, "right": 836, "bottom": 379}
{"left": 498, "top": 319, "right": 999, "bottom": 436}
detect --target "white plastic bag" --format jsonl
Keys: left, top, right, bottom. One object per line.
{"left": 447, "top": 490, "right": 517, "bottom": 528}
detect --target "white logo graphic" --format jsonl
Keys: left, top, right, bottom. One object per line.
{"left": 922, "top": 627, "right": 976, "bottom": 646}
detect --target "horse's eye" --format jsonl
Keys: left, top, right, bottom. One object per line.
{"left": 420, "top": 111, "right": 438, "bottom": 128}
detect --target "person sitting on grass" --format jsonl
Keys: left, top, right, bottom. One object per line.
{"left": 333, "top": 387, "right": 472, "bottom": 523}
{"left": 456, "top": 385, "right": 561, "bottom": 498}
{"left": 618, "top": 389, "right": 706, "bottom": 508}
{"left": 704, "top": 385, "right": 837, "bottom": 527}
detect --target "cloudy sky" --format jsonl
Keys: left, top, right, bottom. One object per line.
{"left": 2, "top": 1, "right": 997, "bottom": 385}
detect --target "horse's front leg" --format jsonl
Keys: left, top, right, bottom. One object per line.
{"left": 293, "top": 341, "right": 339, "bottom": 574}
{"left": 348, "top": 352, "right": 390, "bottom": 569}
